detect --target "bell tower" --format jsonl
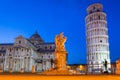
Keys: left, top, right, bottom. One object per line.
{"left": 85, "top": 3, "right": 111, "bottom": 73}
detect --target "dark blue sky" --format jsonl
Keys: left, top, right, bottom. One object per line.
{"left": 0, "top": 0, "right": 120, "bottom": 64}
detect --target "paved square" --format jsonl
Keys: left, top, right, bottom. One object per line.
{"left": 0, "top": 74, "right": 120, "bottom": 80}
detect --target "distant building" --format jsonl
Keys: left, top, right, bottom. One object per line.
{"left": 67, "top": 62, "right": 117, "bottom": 74}
{"left": 67, "top": 64, "right": 87, "bottom": 74}
{"left": 85, "top": 3, "right": 111, "bottom": 73}
{"left": 116, "top": 59, "right": 120, "bottom": 74}
{"left": 0, "top": 31, "right": 55, "bottom": 72}
{"left": 110, "top": 62, "right": 116, "bottom": 74}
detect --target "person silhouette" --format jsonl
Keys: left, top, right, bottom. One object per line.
{"left": 104, "top": 60, "right": 107, "bottom": 70}
{"left": 104, "top": 59, "right": 108, "bottom": 73}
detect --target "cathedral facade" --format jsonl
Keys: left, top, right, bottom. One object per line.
{"left": 0, "top": 32, "right": 55, "bottom": 72}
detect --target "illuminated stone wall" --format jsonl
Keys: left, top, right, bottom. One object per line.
{"left": 116, "top": 59, "right": 120, "bottom": 74}
{"left": 67, "top": 64, "right": 87, "bottom": 74}
{"left": 0, "top": 44, "right": 13, "bottom": 71}
{"left": 4, "top": 36, "right": 38, "bottom": 72}
{"left": 0, "top": 32, "right": 55, "bottom": 72}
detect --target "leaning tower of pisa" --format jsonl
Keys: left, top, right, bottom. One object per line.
{"left": 85, "top": 3, "right": 111, "bottom": 73}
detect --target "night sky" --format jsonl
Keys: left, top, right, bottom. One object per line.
{"left": 0, "top": 0, "right": 120, "bottom": 64}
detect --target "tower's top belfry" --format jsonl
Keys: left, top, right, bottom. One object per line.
{"left": 87, "top": 3, "right": 103, "bottom": 14}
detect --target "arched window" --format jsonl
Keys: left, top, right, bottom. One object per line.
{"left": 98, "top": 15, "right": 101, "bottom": 19}
{"left": 93, "top": 6, "right": 96, "bottom": 10}
{"left": 100, "top": 40, "right": 102, "bottom": 43}
{"left": 10, "top": 49, "right": 12, "bottom": 52}
{"left": 19, "top": 40, "right": 21, "bottom": 44}
{"left": 45, "top": 46, "right": 47, "bottom": 50}
{"left": 50, "top": 46, "right": 52, "bottom": 50}
{"left": 97, "top": 9, "right": 100, "bottom": 12}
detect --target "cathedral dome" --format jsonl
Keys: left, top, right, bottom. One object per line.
{"left": 29, "top": 31, "right": 44, "bottom": 45}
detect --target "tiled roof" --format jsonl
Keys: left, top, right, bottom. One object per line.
{"left": 37, "top": 49, "right": 55, "bottom": 53}
{"left": 38, "top": 42, "right": 55, "bottom": 45}
{"left": 0, "top": 50, "right": 6, "bottom": 53}
{"left": 0, "top": 43, "right": 13, "bottom": 45}
{"left": 12, "top": 45, "right": 29, "bottom": 49}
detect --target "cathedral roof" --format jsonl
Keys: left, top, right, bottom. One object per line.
{"left": 29, "top": 31, "right": 44, "bottom": 43}
{"left": 38, "top": 42, "right": 55, "bottom": 45}
{"left": 0, "top": 43, "right": 13, "bottom": 45}
{"left": 37, "top": 49, "right": 55, "bottom": 53}
{"left": 0, "top": 50, "right": 6, "bottom": 53}
{"left": 13, "top": 45, "right": 28, "bottom": 48}
{"left": 15, "top": 35, "right": 24, "bottom": 39}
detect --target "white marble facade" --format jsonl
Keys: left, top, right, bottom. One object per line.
{"left": 85, "top": 3, "right": 111, "bottom": 73}
{"left": 0, "top": 32, "right": 55, "bottom": 72}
